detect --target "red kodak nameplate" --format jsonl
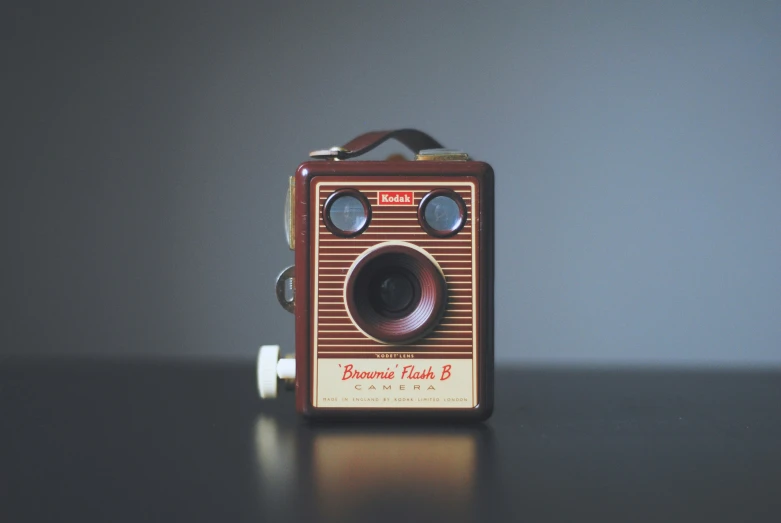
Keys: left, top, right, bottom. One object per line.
{"left": 377, "top": 191, "right": 414, "bottom": 205}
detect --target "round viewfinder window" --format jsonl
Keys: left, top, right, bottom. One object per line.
{"left": 324, "top": 189, "right": 371, "bottom": 236}
{"left": 418, "top": 190, "right": 467, "bottom": 237}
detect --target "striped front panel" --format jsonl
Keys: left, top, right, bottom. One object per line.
{"left": 313, "top": 179, "right": 478, "bottom": 359}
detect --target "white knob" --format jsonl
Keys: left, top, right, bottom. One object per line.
{"left": 257, "top": 345, "right": 280, "bottom": 399}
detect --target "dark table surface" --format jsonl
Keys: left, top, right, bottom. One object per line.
{"left": 2, "top": 359, "right": 780, "bottom": 522}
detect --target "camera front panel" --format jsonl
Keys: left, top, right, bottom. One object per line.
{"left": 302, "top": 170, "right": 488, "bottom": 413}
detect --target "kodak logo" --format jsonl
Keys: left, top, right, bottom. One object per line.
{"left": 377, "top": 191, "right": 414, "bottom": 205}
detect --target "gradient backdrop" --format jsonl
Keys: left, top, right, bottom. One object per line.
{"left": 4, "top": 0, "right": 780, "bottom": 366}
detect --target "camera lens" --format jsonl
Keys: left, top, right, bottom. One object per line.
{"left": 345, "top": 242, "right": 447, "bottom": 344}
{"left": 418, "top": 189, "right": 467, "bottom": 237}
{"left": 324, "top": 189, "right": 371, "bottom": 237}
{"left": 368, "top": 270, "right": 417, "bottom": 315}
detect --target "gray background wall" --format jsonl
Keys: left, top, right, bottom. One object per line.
{"left": 4, "top": 0, "right": 780, "bottom": 366}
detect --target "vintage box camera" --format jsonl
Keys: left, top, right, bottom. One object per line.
{"left": 258, "top": 130, "right": 494, "bottom": 420}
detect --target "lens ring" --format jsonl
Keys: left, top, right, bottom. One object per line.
{"left": 344, "top": 241, "right": 448, "bottom": 345}
{"left": 323, "top": 189, "right": 371, "bottom": 237}
{"left": 417, "top": 189, "right": 467, "bottom": 238}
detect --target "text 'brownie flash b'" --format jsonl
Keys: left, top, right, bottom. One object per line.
{"left": 257, "top": 129, "right": 494, "bottom": 420}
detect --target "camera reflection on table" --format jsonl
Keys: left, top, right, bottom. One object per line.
{"left": 253, "top": 415, "right": 494, "bottom": 521}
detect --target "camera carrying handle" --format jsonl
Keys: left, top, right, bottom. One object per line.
{"left": 309, "top": 129, "right": 444, "bottom": 160}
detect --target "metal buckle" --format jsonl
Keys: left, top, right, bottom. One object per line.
{"left": 415, "top": 148, "right": 470, "bottom": 161}
{"left": 309, "top": 146, "right": 347, "bottom": 160}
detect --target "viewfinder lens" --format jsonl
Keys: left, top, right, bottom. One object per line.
{"left": 324, "top": 190, "right": 371, "bottom": 236}
{"left": 418, "top": 190, "right": 467, "bottom": 237}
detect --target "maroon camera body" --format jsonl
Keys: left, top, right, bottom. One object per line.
{"left": 261, "top": 130, "right": 493, "bottom": 421}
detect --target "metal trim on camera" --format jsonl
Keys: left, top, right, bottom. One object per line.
{"left": 322, "top": 188, "right": 372, "bottom": 237}
{"left": 417, "top": 189, "right": 468, "bottom": 238}
{"left": 275, "top": 265, "right": 295, "bottom": 313}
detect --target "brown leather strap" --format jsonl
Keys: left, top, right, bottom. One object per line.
{"left": 309, "top": 129, "right": 444, "bottom": 160}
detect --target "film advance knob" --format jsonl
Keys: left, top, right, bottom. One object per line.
{"left": 257, "top": 345, "right": 281, "bottom": 399}
{"left": 257, "top": 345, "right": 297, "bottom": 399}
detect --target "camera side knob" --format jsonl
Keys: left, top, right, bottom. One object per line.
{"left": 257, "top": 345, "right": 297, "bottom": 399}
{"left": 258, "top": 345, "right": 280, "bottom": 399}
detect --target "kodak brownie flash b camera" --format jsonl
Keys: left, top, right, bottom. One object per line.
{"left": 258, "top": 129, "right": 494, "bottom": 420}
